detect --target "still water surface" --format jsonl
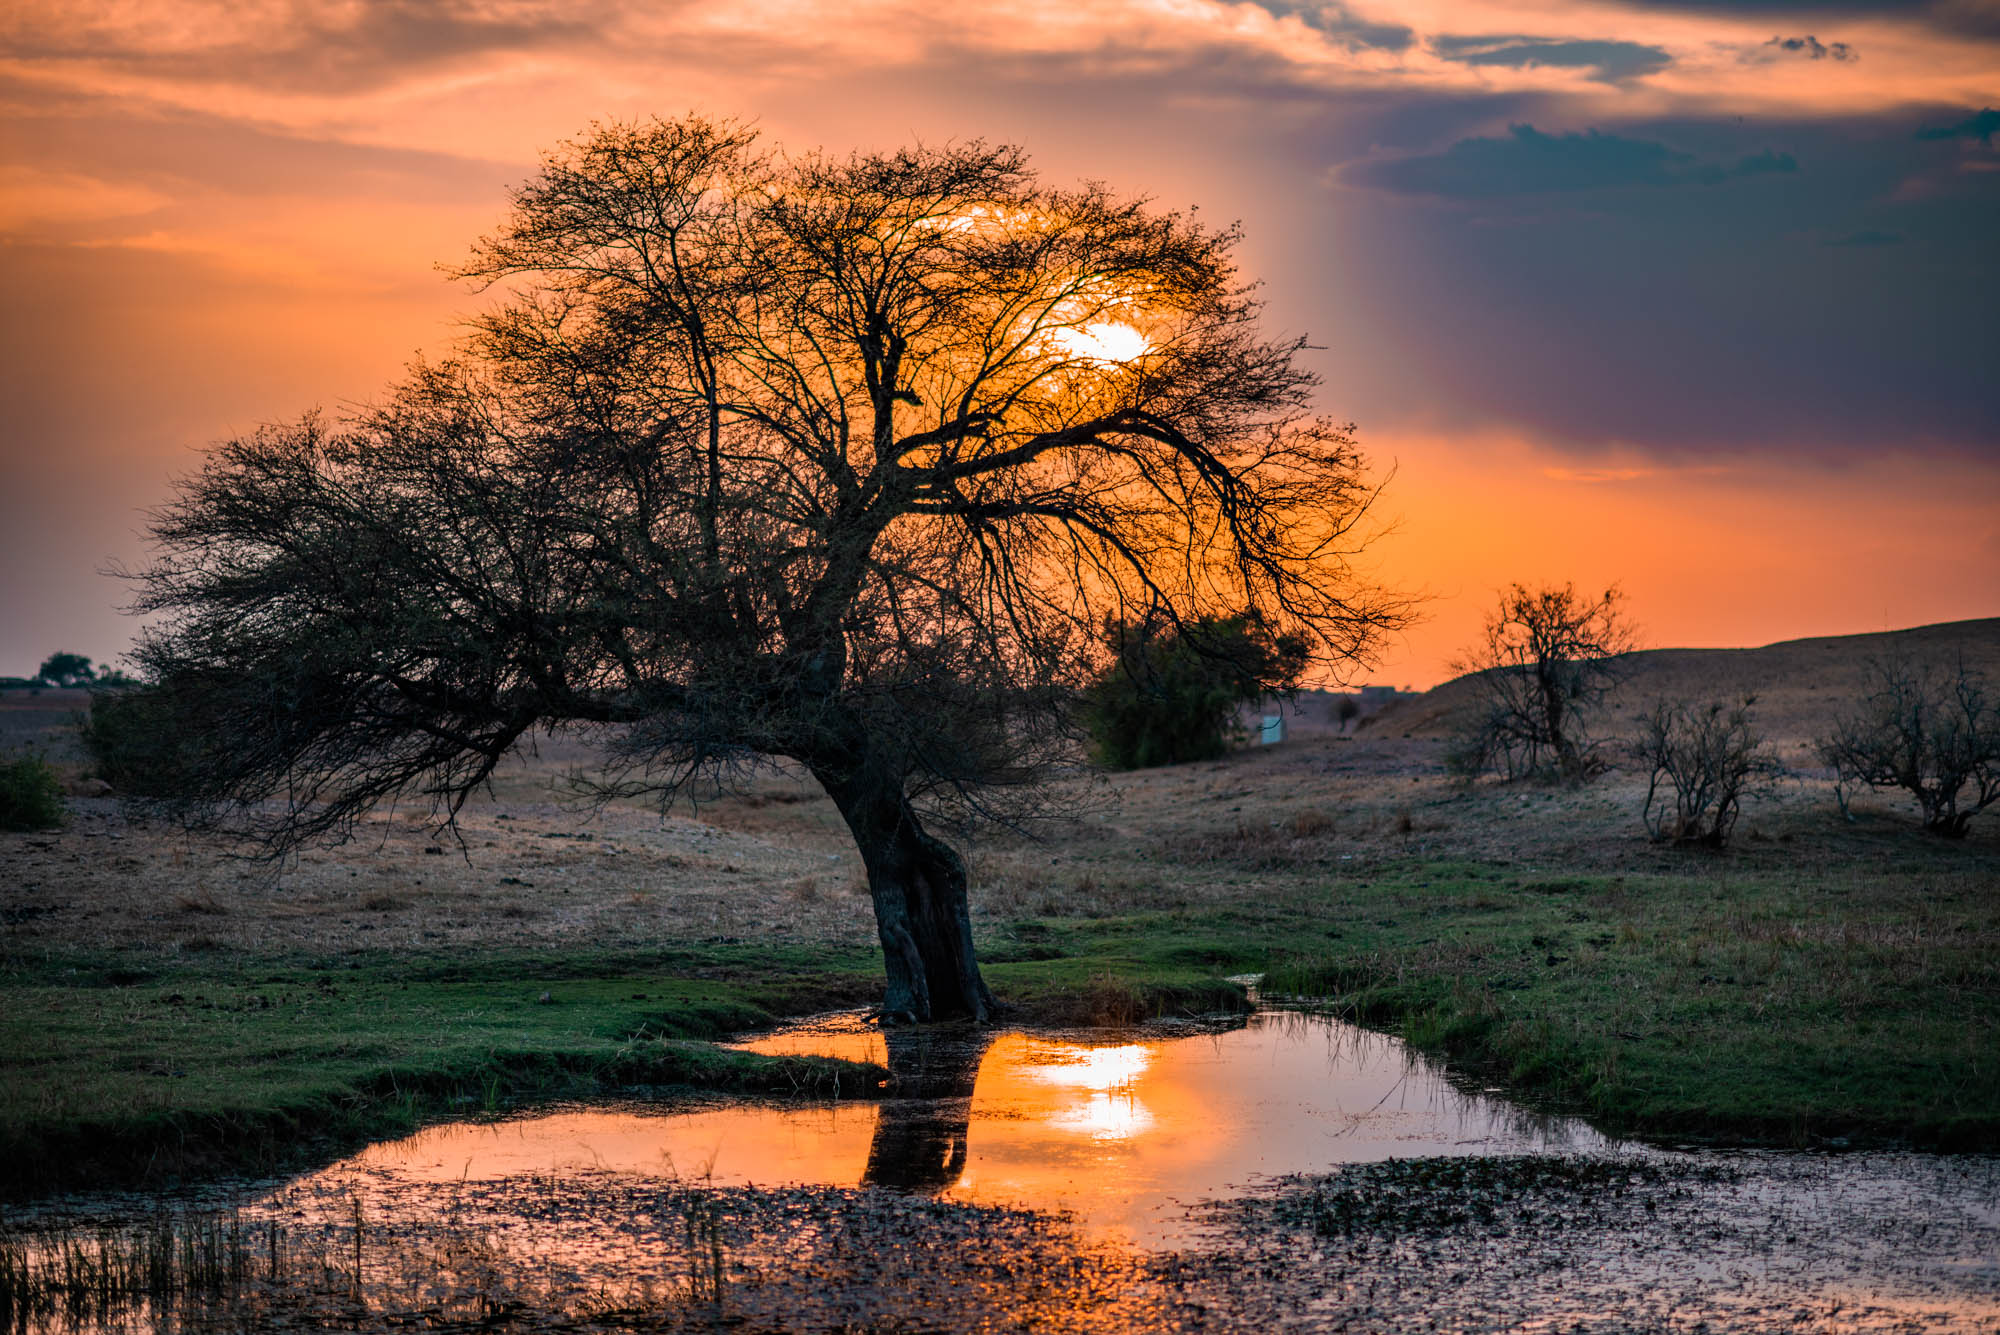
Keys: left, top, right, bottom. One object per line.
{"left": 345, "top": 1010, "right": 1603, "bottom": 1246}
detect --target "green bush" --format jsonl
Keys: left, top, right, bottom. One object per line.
{"left": 79, "top": 684, "right": 197, "bottom": 799}
{"left": 1083, "top": 614, "right": 1307, "bottom": 770}
{"left": 0, "top": 754, "right": 65, "bottom": 831}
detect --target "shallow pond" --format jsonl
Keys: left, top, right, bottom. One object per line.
{"left": 7, "top": 1009, "right": 1998, "bottom": 1333}
{"left": 346, "top": 1009, "right": 1604, "bottom": 1247}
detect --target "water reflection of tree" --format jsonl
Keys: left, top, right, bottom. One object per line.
{"left": 863, "top": 1025, "right": 996, "bottom": 1192}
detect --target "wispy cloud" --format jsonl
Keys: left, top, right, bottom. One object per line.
{"left": 1246, "top": 1, "right": 1410, "bottom": 52}
{"left": 1434, "top": 34, "right": 1672, "bottom": 85}
{"left": 0, "top": 165, "right": 169, "bottom": 230}
{"left": 1354, "top": 124, "right": 1796, "bottom": 198}
{"left": 1541, "top": 465, "right": 1656, "bottom": 483}
{"left": 0, "top": 0, "right": 610, "bottom": 94}
{"left": 1763, "top": 34, "right": 1857, "bottom": 62}
{"left": 1917, "top": 107, "right": 2000, "bottom": 143}
{"left": 1614, "top": 0, "right": 1999, "bottom": 42}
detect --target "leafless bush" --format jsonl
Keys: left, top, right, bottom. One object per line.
{"left": 1818, "top": 654, "right": 2000, "bottom": 838}
{"left": 1447, "top": 583, "right": 1637, "bottom": 784}
{"left": 1633, "top": 697, "right": 1779, "bottom": 847}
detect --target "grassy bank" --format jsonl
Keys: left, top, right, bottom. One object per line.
{"left": 0, "top": 934, "right": 1258, "bottom": 1198}
{"left": 13, "top": 830, "right": 1990, "bottom": 1201}
{"left": 977, "top": 853, "right": 1999, "bottom": 1148}
{"left": 1245, "top": 856, "right": 1999, "bottom": 1148}
{"left": 0, "top": 942, "right": 898, "bottom": 1197}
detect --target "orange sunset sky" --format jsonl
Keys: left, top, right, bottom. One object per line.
{"left": 2, "top": 0, "right": 1996, "bottom": 685}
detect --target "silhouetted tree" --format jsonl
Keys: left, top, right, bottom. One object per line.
{"left": 1083, "top": 613, "right": 1308, "bottom": 769}
{"left": 1447, "top": 583, "right": 1636, "bottom": 783}
{"left": 1633, "top": 696, "right": 1779, "bottom": 846}
{"left": 35, "top": 652, "right": 95, "bottom": 688}
{"left": 1819, "top": 654, "right": 2000, "bottom": 837}
{"left": 124, "top": 117, "right": 1406, "bottom": 1022}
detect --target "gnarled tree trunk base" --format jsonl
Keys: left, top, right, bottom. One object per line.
{"left": 818, "top": 772, "right": 1000, "bottom": 1025}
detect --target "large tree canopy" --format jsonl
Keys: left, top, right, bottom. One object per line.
{"left": 129, "top": 116, "right": 1406, "bottom": 1022}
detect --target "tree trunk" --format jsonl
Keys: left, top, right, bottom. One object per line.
{"left": 817, "top": 771, "right": 999, "bottom": 1025}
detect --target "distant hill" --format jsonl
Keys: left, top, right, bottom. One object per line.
{"left": 1365, "top": 618, "right": 2000, "bottom": 750}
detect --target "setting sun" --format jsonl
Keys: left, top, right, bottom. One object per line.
{"left": 1052, "top": 320, "right": 1149, "bottom": 364}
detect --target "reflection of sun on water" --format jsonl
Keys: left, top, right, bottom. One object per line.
{"left": 1026, "top": 1043, "right": 1149, "bottom": 1090}
{"left": 1052, "top": 1091, "right": 1155, "bottom": 1140}
{"left": 1023, "top": 1042, "right": 1154, "bottom": 1141}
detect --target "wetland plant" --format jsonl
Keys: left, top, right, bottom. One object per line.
{"left": 0, "top": 1209, "right": 272, "bottom": 1329}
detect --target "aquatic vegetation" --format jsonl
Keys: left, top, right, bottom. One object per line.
{"left": 1231, "top": 1154, "right": 1738, "bottom": 1238}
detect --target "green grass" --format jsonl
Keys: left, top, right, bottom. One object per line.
{"left": 0, "top": 943, "right": 891, "bottom": 1197}
{"left": 7, "top": 841, "right": 1996, "bottom": 1198}
{"left": 970, "top": 838, "right": 1998, "bottom": 1148}
{"left": 0, "top": 931, "right": 1257, "bottom": 1198}
{"left": 1252, "top": 857, "right": 1999, "bottom": 1148}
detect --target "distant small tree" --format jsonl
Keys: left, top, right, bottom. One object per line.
{"left": 1818, "top": 654, "right": 2000, "bottom": 838}
{"left": 35, "top": 652, "right": 95, "bottom": 688}
{"left": 1447, "top": 583, "right": 1636, "bottom": 783}
{"left": 1083, "top": 614, "right": 1309, "bottom": 769}
{"left": 1633, "top": 697, "right": 1779, "bottom": 847}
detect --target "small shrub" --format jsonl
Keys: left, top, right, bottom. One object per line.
{"left": 1288, "top": 807, "right": 1336, "bottom": 837}
{"left": 1082, "top": 613, "right": 1307, "bottom": 770}
{"left": 1632, "top": 697, "right": 1779, "bottom": 847}
{"left": 78, "top": 682, "right": 198, "bottom": 798}
{"left": 0, "top": 754, "right": 66, "bottom": 830}
{"left": 1818, "top": 653, "right": 2000, "bottom": 837}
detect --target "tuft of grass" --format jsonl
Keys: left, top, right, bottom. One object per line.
{"left": 1001, "top": 972, "right": 1251, "bottom": 1027}
{"left": 1240, "top": 1156, "right": 1738, "bottom": 1240}
{"left": 0, "top": 1208, "right": 270, "bottom": 1329}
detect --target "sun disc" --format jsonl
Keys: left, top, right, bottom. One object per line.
{"left": 1053, "top": 320, "right": 1148, "bottom": 363}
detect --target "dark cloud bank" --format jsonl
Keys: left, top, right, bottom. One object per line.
{"left": 1319, "top": 103, "right": 1999, "bottom": 458}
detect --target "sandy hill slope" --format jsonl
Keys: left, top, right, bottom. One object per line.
{"left": 1366, "top": 617, "right": 2000, "bottom": 750}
